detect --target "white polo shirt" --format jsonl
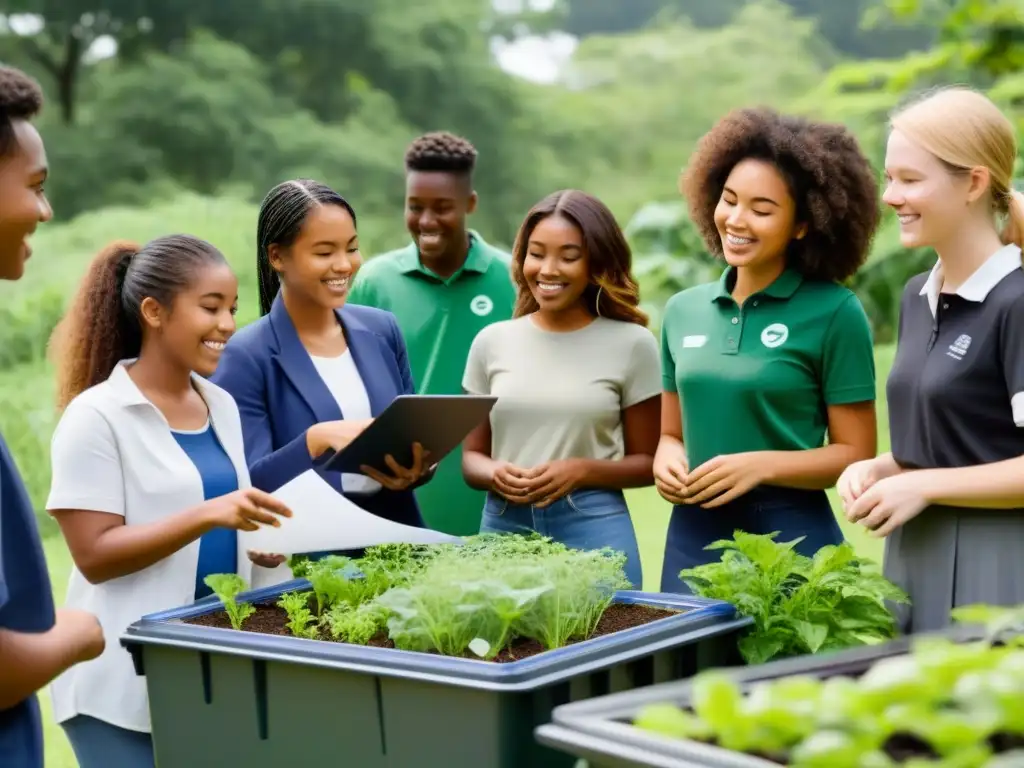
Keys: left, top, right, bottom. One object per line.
{"left": 46, "top": 362, "right": 254, "bottom": 733}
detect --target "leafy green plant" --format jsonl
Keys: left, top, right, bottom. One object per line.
{"left": 203, "top": 574, "right": 255, "bottom": 631}
{"left": 633, "top": 607, "right": 1024, "bottom": 766}
{"left": 278, "top": 591, "right": 318, "bottom": 640}
{"left": 680, "top": 531, "right": 909, "bottom": 664}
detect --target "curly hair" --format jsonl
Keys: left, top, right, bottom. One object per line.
{"left": 50, "top": 235, "right": 228, "bottom": 410}
{"left": 681, "top": 107, "right": 881, "bottom": 283}
{"left": 404, "top": 131, "right": 477, "bottom": 177}
{"left": 256, "top": 179, "right": 356, "bottom": 316}
{"left": 0, "top": 66, "right": 44, "bottom": 159}
{"left": 512, "top": 190, "right": 648, "bottom": 327}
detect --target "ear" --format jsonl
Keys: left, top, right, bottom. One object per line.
{"left": 267, "top": 243, "right": 285, "bottom": 274}
{"left": 466, "top": 191, "right": 478, "bottom": 216}
{"left": 139, "top": 296, "right": 164, "bottom": 331}
{"left": 793, "top": 222, "right": 808, "bottom": 240}
{"left": 966, "top": 166, "right": 991, "bottom": 205}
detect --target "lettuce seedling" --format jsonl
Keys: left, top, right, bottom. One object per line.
{"left": 278, "top": 591, "right": 318, "bottom": 639}
{"left": 203, "top": 574, "right": 255, "bottom": 631}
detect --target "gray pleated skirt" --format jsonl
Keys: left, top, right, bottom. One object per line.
{"left": 884, "top": 505, "right": 1024, "bottom": 634}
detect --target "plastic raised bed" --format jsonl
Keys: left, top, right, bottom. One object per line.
{"left": 121, "top": 580, "right": 751, "bottom": 768}
{"left": 535, "top": 625, "right": 991, "bottom": 768}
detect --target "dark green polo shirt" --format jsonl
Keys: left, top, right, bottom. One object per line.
{"left": 348, "top": 232, "right": 515, "bottom": 535}
{"left": 660, "top": 267, "right": 875, "bottom": 470}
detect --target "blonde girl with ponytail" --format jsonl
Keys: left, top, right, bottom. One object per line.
{"left": 839, "top": 86, "right": 1024, "bottom": 632}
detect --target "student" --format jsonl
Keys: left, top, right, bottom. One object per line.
{"left": 45, "top": 236, "right": 291, "bottom": 767}
{"left": 0, "top": 65, "right": 104, "bottom": 768}
{"left": 841, "top": 87, "right": 1024, "bottom": 633}
{"left": 211, "top": 179, "right": 433, "bottom": 553}
{"left": 461, "top": 190, "right": 660, "bottom": 588}
{"left": 348, "top": 132, "right": 515, "bottom": 536}
{"left": 655, "top": 107, "right": 880, "bottom": 593}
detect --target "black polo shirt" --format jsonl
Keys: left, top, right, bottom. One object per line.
{"left": 887, "top": 244, "right": 1024, "bottom": 469}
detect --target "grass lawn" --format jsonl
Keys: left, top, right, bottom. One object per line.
{"left": 36, "top": 345, "right": 894, "bottom": 766}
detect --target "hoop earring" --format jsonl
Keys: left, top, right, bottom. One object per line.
{"left": 595, "top": 285, "right": 604, "bottom": 318}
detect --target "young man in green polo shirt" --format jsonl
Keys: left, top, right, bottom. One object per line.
{"left": 348, "top": 131, "right": 515, "bottom": 535}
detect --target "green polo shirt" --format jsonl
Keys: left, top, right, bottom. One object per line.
{"left": 348, "top": 232, "right": 515, "bottom": 535}
{"left": 660, "top": 267, "right": 875, "bottom": 470}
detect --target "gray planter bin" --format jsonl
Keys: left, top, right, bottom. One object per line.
{"left": 120, "top": 580, "right": 751, "bottom": 768}
{"left": 535, "top": 625, "right": 987, "bottom": 768}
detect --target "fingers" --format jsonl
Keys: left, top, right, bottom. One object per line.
{"left": 699, "top": 482, "right": 749, "bottom": 509}
{"left": 665, "top": 462, "right": 689, "bottom": 487}
{"left": 683, "top": 469, "right": 729, "bottom": 505}
{"left": 243, "top": 489, "right": 292, "bottom": 518}
{"left": 655, "top": 479, "right": 689, "bottom": 505}
{"left": 361, "top": 464, "right": 406, "bottom": 490}
{"left": 235, "top": 496, "right": 285, "bottom": 528}
{"left": 534, "top": 481, "right": 573, "bottom": 508}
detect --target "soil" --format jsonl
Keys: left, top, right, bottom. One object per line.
{"left": 184, "top": 600, "right": 680, "bottom": 663}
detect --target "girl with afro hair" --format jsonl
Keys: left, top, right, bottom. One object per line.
{"left": 655, "top": 107, "right": 882, "bottom": 593}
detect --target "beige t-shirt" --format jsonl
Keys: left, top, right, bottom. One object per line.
{"left": 463, "top": 316, "right": 662, "bottom": 467}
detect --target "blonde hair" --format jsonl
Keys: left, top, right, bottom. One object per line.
{"left": 891, "top": 86, "right": 1024, "bottom": 250}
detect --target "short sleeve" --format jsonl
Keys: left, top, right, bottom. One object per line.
{"left": 821, "top": 294, "right": 876, "bottom": 405}
{"left": 462, "top": 330, "right": 491, "bottom": 395}
{"left": 46, "top": 400, "right": 126, "bottom": 515}
{"left": 1000, "top": 293, "right": 1024, "bottom": 426}
{"left": 623, "top": 328, "right": 662, "bottom": 407}
{"left": 660, "top": 317, "right": 677, "bottom": 392}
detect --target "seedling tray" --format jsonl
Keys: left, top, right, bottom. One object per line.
{"left": 122, "top": 580, "right": 750, "bottom": 768}
{"left": 535, "top": 625, "right": 988, "bottom": 768}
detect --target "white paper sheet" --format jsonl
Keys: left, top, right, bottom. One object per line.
{"left": 241, "top": 470, "right": 463, "bottom": 556}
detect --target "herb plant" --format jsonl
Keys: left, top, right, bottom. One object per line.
{"left": 278, "top": 591, "right": 318, "bottom": 639}
{"left": 203, "top": 574, "right": 255, "bottom": 631}
{"left": 633, "top": 604, "right": 1024, "bottom": 766}
{"left": 204, "top": 533, "right": 638, "bottom": 658}
{"left": 679, "top": 531, "right": 909, "bottom": 664}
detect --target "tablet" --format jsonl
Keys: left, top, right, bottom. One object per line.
{"left": 321, "top": 394, "right": 497, "bottom": 475}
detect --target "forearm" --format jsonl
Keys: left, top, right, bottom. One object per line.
{"left": 574, "top": 455, "right": 654, "bottom": 490}
{"left": 462, "top": 450, "right": 499, "bottom": 491}
{"left": 249, "top": 431, "right": 314, "bottom": 492}
{"left": 762, "top": 443, "right": 874, "bottom": 490}
{"left": 66, "top": 507, "right": 212, "bottom": 584}
{"left": 0, "top": 627, "right": 83, "bottom": 710}
{"left": 919, "top": 456, "right": 1024, "bottom": 509}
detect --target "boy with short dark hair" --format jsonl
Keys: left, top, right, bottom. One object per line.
{"left": 0, "top": 65, "right": 104, "bottom": 768}
{"left": 349, "top": 131, "right": 515, "bottom": 535}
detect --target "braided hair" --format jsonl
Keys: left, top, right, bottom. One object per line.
{"left": 255, "top": 179, "right": 357, "bottom": 316}
{"left": 0, "top": 65, "right": 43, "bottom": 160}
{"left": 404, "top": 132, "right": 477, "bottom": 180}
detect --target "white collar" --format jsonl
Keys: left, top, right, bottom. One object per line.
{"left": 107, "top": 359, "right": 218, "bottom": 409}
{"left": 920, "top": 244, "right": 1023, "bottom": 316}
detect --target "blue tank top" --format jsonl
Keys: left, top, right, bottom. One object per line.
{"left": 171, "top": 424, "right": 239, "bottom": 600}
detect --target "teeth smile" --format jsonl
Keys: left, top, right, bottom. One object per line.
{"left": 897, "top": 214, "right": 919, "bottom": 224}
{"left": 537, "top": 282, "right": 566, "bottom": 293}
{"left": 726, "top": 234, "right": 755, "bottom": 246}
{"left": 324, "top": 278, "right": 350, "bottom": 289}
{"left": 203, "top": 341, "right": 225, "bottom": 351}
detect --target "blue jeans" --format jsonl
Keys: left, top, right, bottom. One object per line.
{"left": 660, "top": 486, "right": 843, "bottom": 594}
{"left": 480, "top": 489, "right": 643, "bottom": 589}
{"left": 62, "top": 716, "right": 154, "bottom": 768}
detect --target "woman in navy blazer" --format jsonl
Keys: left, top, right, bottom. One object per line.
{"left": 211, "top": 180, "right": 433, "bottom": 540}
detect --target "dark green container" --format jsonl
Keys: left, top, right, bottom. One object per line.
{"left": 122, "top": 582, "right": 750, "bottom": 768}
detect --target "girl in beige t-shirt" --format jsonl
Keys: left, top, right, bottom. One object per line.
{"left": 461, "top": 190, "right": 661, "bottom": 587}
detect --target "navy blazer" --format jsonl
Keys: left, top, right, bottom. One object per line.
{"left": 210, "top": 295, "right": 424, "bottom": 528}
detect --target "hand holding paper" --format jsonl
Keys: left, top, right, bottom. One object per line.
{"left": 240, "top": 470, "right": 462, "bottom": 557}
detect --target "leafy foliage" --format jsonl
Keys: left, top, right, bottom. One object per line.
{"left": 634, "top": 604, "right": 1024, "bottom": 765}
{"left": 680, "top": 531, "right": 908, "bottom": 664}
{"left": 203, "top": 573, "right": 254, "bottom": 631}
{"left": 211, "top": 533, "right": 633, "bottom": 659}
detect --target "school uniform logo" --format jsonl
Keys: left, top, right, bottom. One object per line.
{"left": 470, "top": 295, "right": 494, "bottom": 317}
{"left": 760, "top": 323, "right": 789, "bottom": 348}
{"left": 947, "top": 334, "right": 972, "bottom": 360}
{"left": 682, "top": 335, "right": 707, "bottom": 348}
